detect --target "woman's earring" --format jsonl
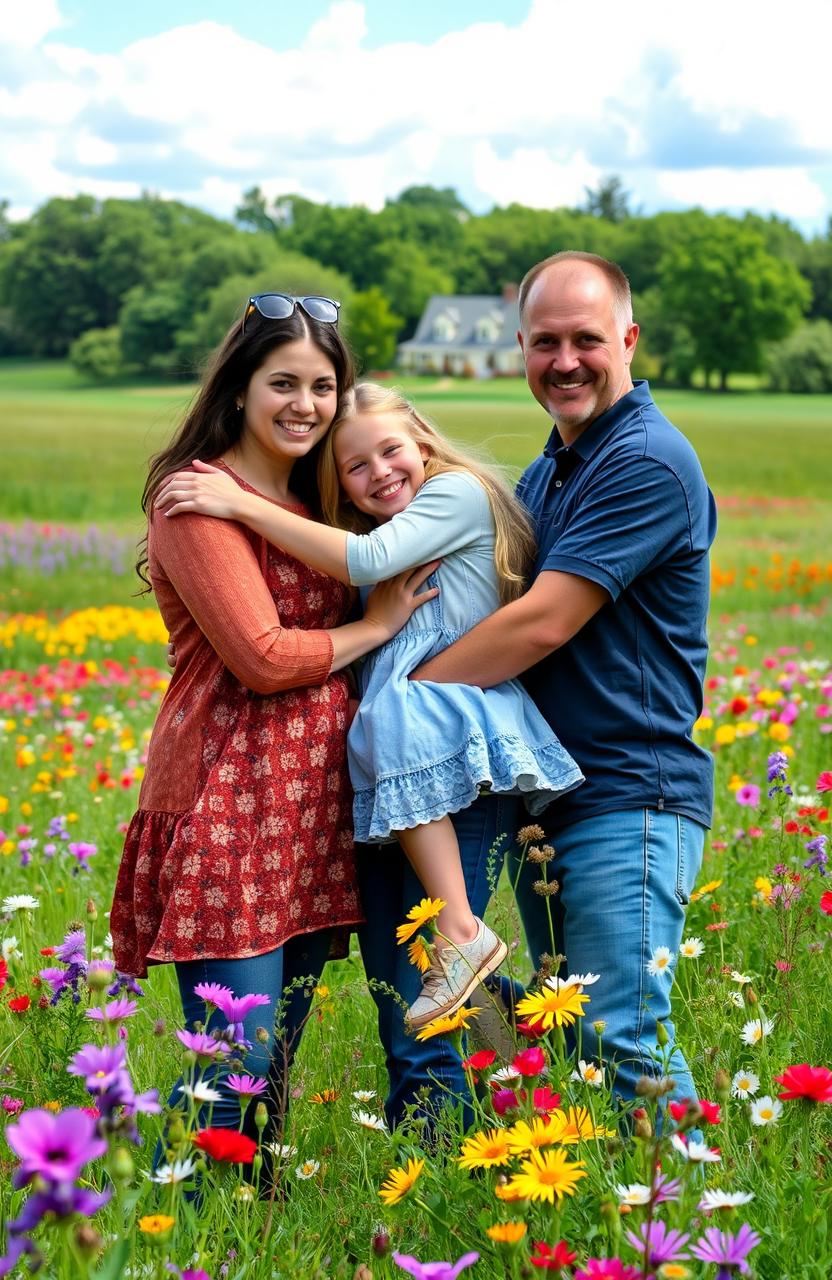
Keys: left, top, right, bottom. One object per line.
{"left": 235, "top": 402, "right": 243, "bottom": 412}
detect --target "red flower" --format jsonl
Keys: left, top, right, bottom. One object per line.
{"left": 8, "top": 995, "right": 30, "bottom": 1013}
{"left": 774, "top": 1063, "right": 832, "bottom": 1104}
{"left": 784, "top": 821, "right": 800, "bottom": 834}
{"left": 0, "top": 959, "right": 7, "bottom": 993}
{"left": 491, "top": 1088, "right": 520, "bottom": 1116}
{"left": 516, "top": 1019, "right": 548, "bottom": 1040}
{"left": 532, "top": 1086, "right": 561, "bottom": 1115}
{"left": 730, "top": 697, "right": 749, "bottom": 715}
{"left": 531, "top": 1240, "right": 577, "bottom": 1270}
{"left": 193, "top": 1127, "right": 257, "bottom": 1163}
{"left": 816, "top": 771, "right": 832, "bottom": 794}
{"left": 820, "top": 890, "right": 832, "bottom": 916}
{"left": 461, "top": 1049, "right": 496, "bottom": 1073}
{"left": 699, "top": 1098, "right": 722, "bottom": 1125}
{"left": 668, "top": 1100, "right": 688, "bottom": 1122}
{"left": 513, "top": 1046, "right": 546, "bottom": 1077}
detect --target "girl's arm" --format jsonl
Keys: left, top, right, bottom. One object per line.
{"left": 155, "top": 461, "right": 352, "bottom": 582}
{"left": 155, "top": 463, "right": 483, "bottom": 585}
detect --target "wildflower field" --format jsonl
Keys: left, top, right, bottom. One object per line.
{"left": 1, "top": 364, "right": 831, "bottom": 1279}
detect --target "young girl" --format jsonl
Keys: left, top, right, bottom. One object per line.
{"left": 156, "top": 383, "right": 583, "bottom": 1028}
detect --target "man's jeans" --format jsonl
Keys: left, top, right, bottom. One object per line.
{"left": 356, "top": 793, "right": 519, "bottom": 1130}
{"left": 510, "top": 808, "right": 705, "bottom": 1104}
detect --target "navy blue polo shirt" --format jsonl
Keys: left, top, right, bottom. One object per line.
{"left": 517, "top": 381, "right": 716, "bottom": 829}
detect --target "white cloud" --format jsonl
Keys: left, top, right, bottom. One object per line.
{"left": 1, "top": 0, "right": 830, "bottom": 229}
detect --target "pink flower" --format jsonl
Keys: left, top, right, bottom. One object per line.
{"left": 512, "top": 1046, "right": 546, "bottom": 1077}
{"left": 735, "top": 785, "right": 760, "bottom": 807}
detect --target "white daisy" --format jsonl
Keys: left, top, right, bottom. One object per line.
{"left": 178, "top": 1082, "right": 224, "bottom": 1104}
{"left": 679, "top": 936, "right": 704, "bottom": 958}
{"left": 295, "top": 1159, "right": 320, "bottom": 1179}
{"left": 750, "top": 1096, "right": 782, "bottom": 1127}
{"left": 2, "top": 895, "right": 39, "bottom": 913}
{"left": 740, "top": 1017, "right": 774, "bottom": 1046}
{"left": 149, "top": 1158, "right": 197, "bottom": 1184}
{"left": 570, "top": 1059, "right": 605, "bottom": 1088}
{"left": 731, "top": 971, "right": 752, "bottom": 985}
{"left": 352, "top": 1090, "right": 378, "bottom": 1102}
{"left": 264, "top": 1142, "right": 298, "bottom": 1160}
{"left": 546, "top": 971, "right": 600, "bottom": 991}
{"left": 352, "top": 1109, "right": 387, "bottom": 1132}
{"left": 727, "top": 991, "right": 745, "bottom": 1009}
{"left": 731, "top": 1070, "right": 760, "bottom": 1099}
{"left": 615, "top": 1183, "right": 651, "bottom": 1205}
{"left": 699, "top": 1189, "right": 755, "bottom": 1212}
{"left": 671, "top": 1134, "right": 721, "bottom": 1163}
{"left": 489, "top": 1066, "right": 522, "bottom": 1087}
{"left": 2, "top": 936, "right": 22, "bottom": 962}
{"left": 646, "top": 946, "right": 675, "bottom": 977}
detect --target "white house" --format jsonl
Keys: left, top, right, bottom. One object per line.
{"left": 398, "top": 287, "right": 524, "bottom": 378}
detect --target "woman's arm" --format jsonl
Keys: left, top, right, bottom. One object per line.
{"left": 151, "top": 509, "right": 437, "bottom": 693}
{"left": 156, "top": 463, "right": 482, "bottom": 586}
{"left": 155, "top": 461, "right": 351, "bottom": 582}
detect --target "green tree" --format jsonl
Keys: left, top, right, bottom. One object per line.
{"left": 343, "top": 288, "right": 402, "bottom": 372}
{"left": 766, "top": 320, "right": 832, "bottom": 392}
{"left": 799, "top": 222, "right": 832, "bottom": 322}
{"left": 68, "top": 326, "right": 124, "bottom": 381}
{"left": 119, "top": 284, "right": 186, "bottom": 377}
{"left": 583, "top": 175, "right": 633, "bottom": 223}
{"left": 659, "top": 215, "right": 810, "bottom": 389}
{"left": 373, "top": 241, "right": 454, "bottom": 333}
{"left": 633, "top": 286, "right": 697, "bottom": 387}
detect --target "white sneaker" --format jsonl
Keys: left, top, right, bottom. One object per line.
{"left": 406, "top": 919, "right": 507, "bottom": 1031}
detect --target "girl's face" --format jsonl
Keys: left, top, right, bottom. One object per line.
{"left": 238, "top": 338, "right": 338, "bottom": 465}
{"left": 334, "top": 413, "right": 429, "bottom": 523}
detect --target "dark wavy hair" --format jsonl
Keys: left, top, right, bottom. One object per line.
{"left": 136, "top": 306, "right": 355, "bottom": 587}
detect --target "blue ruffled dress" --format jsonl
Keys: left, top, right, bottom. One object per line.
{"left": 346, "top": 471, "right": 583, "bottom": 842}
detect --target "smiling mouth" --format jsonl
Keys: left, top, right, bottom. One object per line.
{"left": 372, "top": 479, "right": 405, "bottom": 499}
{"left": 551, "top": 380, "right": 590, "bottom": 391}
{"left": 277, "top": 420, "right": 316, "bottom": 435}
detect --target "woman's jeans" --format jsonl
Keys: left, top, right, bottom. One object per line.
{"left": 356, "top": 792, "right": 518, "bottom": 1130}
{"left": 166, "top": 929, "right": 334, "bottom": 1142}
{"left": 509, "top": 808, "right": 705, "bottom": 1104}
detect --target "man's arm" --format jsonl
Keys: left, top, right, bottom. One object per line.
{"left": 411, "top": 569, "right": 608, "bottom": 687}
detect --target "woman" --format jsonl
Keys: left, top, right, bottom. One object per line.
{"left": 110, "top": 293, "right": 437, "bottom": 1140}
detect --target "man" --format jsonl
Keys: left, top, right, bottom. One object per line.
{"left": 413, "top": 250, "right": 716, "bottom": 1104}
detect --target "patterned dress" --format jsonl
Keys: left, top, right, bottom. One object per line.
{"left": 111, "top": 472, "right": 362, "bottom": 978}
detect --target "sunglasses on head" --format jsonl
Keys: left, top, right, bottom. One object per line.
{"left": 241, "top": 293, "right": 340, "bottom": 333}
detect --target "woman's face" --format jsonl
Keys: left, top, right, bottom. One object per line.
{"left": 238, "top": 338, "right": 339, "bottom": 464}
{"left": 334, "top": 413, "right": 428, "bottom": 523}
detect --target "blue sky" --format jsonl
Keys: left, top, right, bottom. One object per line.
{"left": 3, "top": 0, "right": 831, "bottom": 233}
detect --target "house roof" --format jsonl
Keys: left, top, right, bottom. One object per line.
{"left": 399, "top": 294, "right": 520, "bottom": 349}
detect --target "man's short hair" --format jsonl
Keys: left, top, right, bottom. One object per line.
{"left": 518, "top": 250, "right": 634, "bottom": 333}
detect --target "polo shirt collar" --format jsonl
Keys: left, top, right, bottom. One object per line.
{"left": 542, "top": 380, "right": 652, "bottom": 460}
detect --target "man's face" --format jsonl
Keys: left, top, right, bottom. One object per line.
{"left": 518, "top": 264, "right": 639, "bottom": 441}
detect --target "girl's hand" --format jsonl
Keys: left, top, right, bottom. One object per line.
{"left": 155, "top": 460, "right": 244, "bottom": 520}
{"left": 363, "top": 562, "right": 440, "bottom": 642}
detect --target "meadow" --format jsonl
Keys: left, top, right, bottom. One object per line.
{"left": 0, "top": 362, "right": 830, "bottom": 1279}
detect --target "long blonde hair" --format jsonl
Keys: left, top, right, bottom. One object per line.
{"left": 318, "top": 382, "right": 536, "bottom": 604}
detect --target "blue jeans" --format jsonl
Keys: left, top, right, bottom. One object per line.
{"left": 510, "top": 808, "right": 705, "bottom": 1104}
{"left": 167, "top": 929, "right": 334, "bottom": 1140}
{"left": 356, "top": 793, "right": 518, "bottom": 1130}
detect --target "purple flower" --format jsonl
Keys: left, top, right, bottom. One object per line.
{"left": 575, "top": 1263, "right": 641, "bottom": 1280}
{"left": 86, "top": 997, "right": 138, "bottom": 1022}
{"left": 0, "top": 1180, "right": 110, "bottom": 1275}
{"left": 46, "top": 816, "right": 69, "bottom": 838}
{"left": 68, "top": 841, "right": 97, "bottom": 872}
{"left": 193, "top": 981, "right": 234, "bottom": 1007}
{"left": 5, "top": 1108, "right": 107, "bottom": 1188}
{"left": 211, "top": 990, "right": 271, "bottom": 1044}
{"left": 68, "top": 1043, "right": 127, "bottom": 1093}
{"left": 176, "top": 1030, "right": 231, "bottom": 1059}
{"left": 40, "top": 966, "right": 71, "bottom": 997}
{"left": 167, "top": 1268, "right": 213, "bottom": 1280}
{"left": 55, "top": 929, "right": 87, "bottom": 965}
{"left": 227, "top": 1074, "right": 268, "bottom": 1098}
{"left": 108, "top": 971, "right": 144, "bottom": 999}
{"left": 651, "top": 1171, "right": 683, "bottom": 1203}
{"left": 690, "top": 1224, "right": 762, "bottom": 1277}
{"left": 625, "top": 1220, "right": 690, "bottom": 1266}
{"left": 393, "top": 1252, "right": 479, "bottom": 1280}
{"left": 804, "top": 834, "right": 828, "bottom": 875}
{"left": 767, "top": 751, "right": 789, "bottom": 782}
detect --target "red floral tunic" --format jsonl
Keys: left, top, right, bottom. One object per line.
{"left": 111, "top": 474, "right": 362, "bottom": 978}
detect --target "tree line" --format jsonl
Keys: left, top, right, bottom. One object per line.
{"left": 1, "top": 179, "right": 831, "bottom": 390}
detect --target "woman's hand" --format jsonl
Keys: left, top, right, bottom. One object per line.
{"left": 155, "top": 460, "right": 245, "bottom": 520}
{"left": 362, "top": 562, "right": 440, "bottom": 643}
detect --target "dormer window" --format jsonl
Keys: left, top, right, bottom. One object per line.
{"left": 432, "top": 310, "right": 459, "bottom": 342}
{"left": 474, "top": 314, "right": 501, "bottom": 344}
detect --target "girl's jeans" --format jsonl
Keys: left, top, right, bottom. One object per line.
{"left": 166, "top": 929, "right": 334, "bottom": 1141}
{"left": 356, "top": 792, "right": 517, "bottom": 1130}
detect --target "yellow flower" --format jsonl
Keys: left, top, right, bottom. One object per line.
{"left": 689, "top": 878, "right": 722, "bottom": 903}
{"left": 407, "top": 935, "right": 432, "bottom": 974}
{"left": 457, "top": 1128, "right": 513, "bottom": 1169}
{"left": 727, "top": 773, "right": 744, "bottom": 792}
{"left": 396, "top": 897, "right": 447, "bottom": 944}
{"left": 768, "top": 722, "right": 790, "bottom": 742}
{"left": 138, "top": 1214, "right": 175, "bottom": 1235}
{"left": 486, "top": 1221, "right": 527, "bottom": 1244}
{"left": 505, "top": 1117, "right": 561, "bottom": 1154}
{"left": 309, "top": 1088, "right": 340, "bottom": 1104}
{"left": 414, "top": 1006, "right": 481, "bottom": 1041}
{"left": 494, "top": 1181, "right": 526, "bottom": 1203}
{"left": 754, "top": 875, "right": 773, "bottom": 903}
{"left": 693, "top": 715, "right": 713, "bottom": 732}
{"left": 714, "top": 725, "right": 736, "bottom": 746}
{"left": 515, "top": 984, "right": 589, "bottom": 1032}
{"left": 546, "top": 1106, "right": 614, "bottom": 1144}
{"left": 378, "top": 1157, "right": 424, "bottom": 1206}
{"left": 735, "top": 720, "right": 759, "bottom": 738}
{"left": 42, "top": 1101, "right": 62, "bottom": 1113}
{"left": 503, "top": 1147, "right": 587, "bottom": 1204}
